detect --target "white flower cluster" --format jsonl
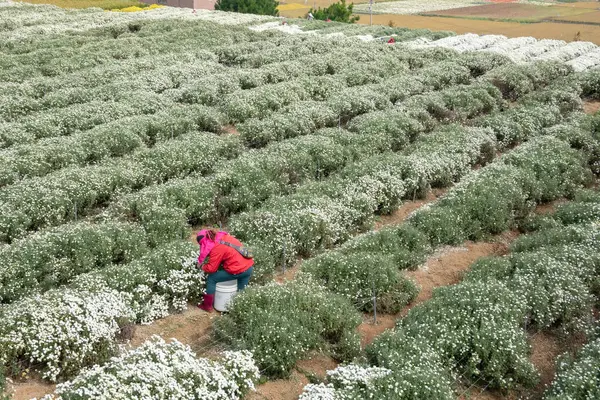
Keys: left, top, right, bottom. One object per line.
{"left": 0, "top": 244, "right": 203, "bottom": 380}
{"left": 545, "top": 338, "right": 600, "bottom": 399}
{"left": 407, "top": 33, "right": 600, "bottom": 69}
{"left": 2, "top": 3, "right": 273, "bottom": 42}
{"left": 0, "top": 130, "right": 239, "bottom": 242}
{"left": 300, "top": 365, "right": 391, "bottom": 399}
{"left": 40, "top": 337, "right": 260, "bottom": 400}
{"left": 0, "top": 287, "right": 134, "bottom": 381}
{"left": 0, "top": 220, "right": 147, "bottom": 303}
{"left": 567, "top": 47, "right": 600, "bottom": 72}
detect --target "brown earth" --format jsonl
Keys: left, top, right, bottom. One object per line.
{"left": 296, "top": 353, "right": 338, "bottom": 379}
{"left": 223, "top": 124, "right": 239, "bottom": 135}
{"left": 550, "top": 10, "right": 600, "bottom": 24}
{"left": 425, "top": 3, "right": 595, "bottom": 22}
{"left": 529, "top": 332, "right": 562, "bottom": 397}
{"left": 373, "top": 189, "right": 443, "bottom": 230}
{"left": 5, "top": 379, "right": 56, "bottom": 400}
{"left": 357, "top": 313, "right": 398, "bottom": 347}
{"left": 527, "top": 330, "right": 588, "bottom": 398}
{"left": 556, "top": 2, "right": 600, "bottom": 9}
{"left": 583, "top": 100, "right": 600, "bottom": 115}
{"left": 247, "top": 371, "right": 309, "bottom": 400}
{"left": 359, "top": 14, "right": 600, "bottom": 45}
{"left": 402, "top": 230, "right": 518, "bottom": 315}
{"left": 535, "top": 198, "right": 568, "bottom": 215}
{"left": 130, "top": 304, "right": 218, "bottom": 354}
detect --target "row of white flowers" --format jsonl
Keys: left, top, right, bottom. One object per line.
{"left": 299, "top": 134, "right": 599, "bottom": 397}
{"left": 38, "top": 337, "right": 259, "bottom": 400}
{"left": 407, "top": 34, "right": 600, "bottom": 70}
{"left": 0, "top": 243, "right": 202, "bottom": 380}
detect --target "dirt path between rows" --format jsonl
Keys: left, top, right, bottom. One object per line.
{"left": 583, "top": 100, "right": 600, "bottom": 115}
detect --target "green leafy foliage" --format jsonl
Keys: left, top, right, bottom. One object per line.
{"left": 309, "top": 0, "right": 359, "bottom": 23}
{"left": 215, "top": 0, "right": 279, "bottom": 16}
{"left": 214, "top": 281, "right": 361, "bottom": 378}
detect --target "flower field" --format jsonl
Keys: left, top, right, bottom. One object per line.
{"left": 1, "top": 2, "right": 600, "bottom": 399}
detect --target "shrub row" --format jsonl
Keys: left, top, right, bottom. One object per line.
{"left": 315, "top": 194, "right": 600, "bottom": 398}
{"left": 0, "top": 240, "right": 202, "bottom": 380}
{"left": 0, "top": 131, "right": 241, "bottom": 243}
{"left": 0, "top": 104, "right": 225, "bottom": 185}
{"left": 40, "top": 338, "right": 260, "bottom": 400}
{"left": 214, "top": 280, "right": 361, "bottom": 378}
{"left": 0, "top": 221, "right": 147, "bottom": 303}
{"left": 298, "top": 125, "right": 594, "bottom": 315}
{"left": 232, "top": 124, "right": 496, "bottom": 283}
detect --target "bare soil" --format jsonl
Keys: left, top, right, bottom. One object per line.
{"left": 247, "top": 371, "right": 309, "bottom": 400}
{"left": 583, "top": 100, "right": 600, "bottom": 115}
{"left": 425, "top": 4, "right": 595, "bottom": 22}
{"left": 403, "top": 230, "right": 518, "bottom": 315}
{"left": 130, "top": 304, "right": 217, "bottom": 352}
{"left": 535, "top": 198, "right": 568, "bottom": 215}
{"left": 223, "top": 124, "right": 239, "bottom": 135}
{"left": 5, "top": 379, "right": 56, "bottom": 400}
{"left": 529, "top": 332, "right": 562, "bottom": 396}
{"left": 296, "top": 353, "right": 338, "bottom": 379}
{"left": 357, "top": 314, "right": 398, "bottom": 348}
{"left": 373, "top": 189, "right": 443, "bottom": 230}
{"left": 359, "top": 14, "right": 600, "bottom": 45}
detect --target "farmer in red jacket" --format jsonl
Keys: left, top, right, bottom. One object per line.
{"left": 196, "top": 228, "right": 254, "bottom": 312}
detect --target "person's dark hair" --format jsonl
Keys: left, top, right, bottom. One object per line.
{"left": 205, "top": 229, "right": 217, "bottom": 241}
{"left": 197, "top": 228, "right": 218, "bottom": 243}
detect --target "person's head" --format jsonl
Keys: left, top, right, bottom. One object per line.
{"left": 196, "top": 228, "right": 218, "bottom": 244}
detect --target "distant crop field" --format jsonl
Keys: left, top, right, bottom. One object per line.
{"left": 424, "top": 3, "right": 597, "bottom": 22}
{"left": 550, "top": 9, "right": 600, "bottom": 23}
{"left": 360, "top": 13, "right": 600, "bottom": 44}
{"left": 18, "top": 0, "right": 148, "bottom": 9}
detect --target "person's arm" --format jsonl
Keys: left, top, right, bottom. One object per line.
{"left": 202, "top": 246, "right": 224, "bottom": 274}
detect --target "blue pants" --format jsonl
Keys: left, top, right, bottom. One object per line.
{"left": 206, "top": 267, "right": 253, "bottom": 295}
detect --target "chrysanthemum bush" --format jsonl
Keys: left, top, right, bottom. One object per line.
{"left": 214, "top": 281, "right": 361, "bottom": 378}
{"left": 300, "top": 145, "right": 599, "bottom": 397}
{"left": 0, "top": 103, "right": 231, "bottom": 186}
{"left": 0, "top": 131, "right": 240, "bottom": 243}
{"left": 482, "top": 61, "right": 572, "bottom": 101}
{"left": 544, "top": 338, "right": 600, "bottom": 400}
{"left": 409, "top": 136, "right": 593, "bottom": 245}
{"left": 299, "top": 221, "right": 428, "bottom": 313}
{"left": 0, "top": 287, "right": 134, "bottom": 381}
{"left": 299, "top": 251, "right": 419, "bottom": 314}
{"left": 39, "top": 337, "right": 260, "bottom": 400}
{"left": 0, "top": 242, "right": 203, "bottom": 379}
{"left": 71, "top": 241, "right": 203, "bottom": 323}
{"left": 0, "top": 221, "right": 147, "bottom": 303}
{"left": 230, "top": 124, "right": 496, "bottom": 281}
{"left": 299, "top": 365, "right": 394, "bottom": 400}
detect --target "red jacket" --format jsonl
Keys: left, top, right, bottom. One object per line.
{"left": 202, "top": 234, "right": 254, "bottom": 275}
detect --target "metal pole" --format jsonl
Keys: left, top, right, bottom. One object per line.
{"left": 369, "top": 0, "right": 373, "bottom": 26}
{"left": 372, "top": 282, "right": 377, "bottom": 324}
{"left": 282, "top": 242, "right": 286, "bottom": 274}
{"left": 74, "top": 203, "right": 77, "bottom": 221}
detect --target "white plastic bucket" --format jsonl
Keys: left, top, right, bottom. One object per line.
{"left": 214, "top": 280, "right": 238, "bottom": 312}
